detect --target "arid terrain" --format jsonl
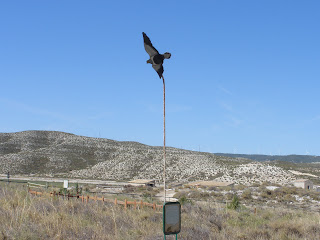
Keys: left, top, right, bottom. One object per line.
{"left": 2, "top": 131, "right": 320, "bottom": 186}
{"left": 2, "top": 131, "right": 320, "bottom": 239}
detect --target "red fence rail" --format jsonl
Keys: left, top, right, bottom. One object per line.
{"left": 28, "top": 189, "right": 163, "bottom": 211}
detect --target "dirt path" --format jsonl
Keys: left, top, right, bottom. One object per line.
{"left": 155, "top": 189, "right": 178, "bottom": 202}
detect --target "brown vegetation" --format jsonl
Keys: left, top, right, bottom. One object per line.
{"left": 1, "top": 182, "right": 320, "bottom": 239}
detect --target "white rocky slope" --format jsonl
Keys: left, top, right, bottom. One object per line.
{"left": 0, "top": 131, "right": 298, "bottom": 185}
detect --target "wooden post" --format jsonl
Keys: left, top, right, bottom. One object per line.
{"left": 95, "top": 195, "right": 97, "bottom": 202}
{"left": 153, "top": 202, "right": 156, "bottom": 211}
{"left": 254, "top": 207, "right": 257, "bottom": 215}
{"left": 115, "top": 198, "right": 117, "bottom": 206}
{"left": 140, "top": 200, "right": 143, "bottom": 209}
{"left": 125, "top": 199, "right": 127, "bottom": 210}
{"left": 102, "top": 196, "right": 104, "bottom": 202}
{"left": 162, "top": 75, "right": 166, "bottom": 204}
{"left": 134, "top": 200, "right": 137, "bottom": 210}
{"left": 86, "top": 195, "right": 89, "bottom": 204}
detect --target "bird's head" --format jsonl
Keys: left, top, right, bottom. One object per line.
{"left": 163, "top": 52, "right": 171, "bottom": 59}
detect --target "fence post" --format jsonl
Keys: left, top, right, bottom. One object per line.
{"left": 134, "top": 200, "right": 137, "bottom": 210}
{"left": 102, "top": 196, "right": 104, "bottom": 202}
{"left": 153, "top": 202, "right": 156, "bottom": 211}
{"left": 86, "top": 195, "right": 89, "bottom": 204}
{"left": 125, "top": 199, "right": 127, "bottom": 210}
{"left": 140, "top": 200, "right": 143, "bottom": 209}
{"left": 95, "top": 195, "right": 97, "bottom": 202}
{"left": 115, "top": 198, "right": 117, "bottom": 206}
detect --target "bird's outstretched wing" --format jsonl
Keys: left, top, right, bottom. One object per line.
{"left": 152, "top": 64, "right": 164, "bottom": 78}
{"left": 143, "top": 32, "right": 159, "bottom": 57}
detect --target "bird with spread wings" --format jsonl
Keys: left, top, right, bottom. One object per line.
{"left": 143, "top": 32, "right": 171, "bottom": 78}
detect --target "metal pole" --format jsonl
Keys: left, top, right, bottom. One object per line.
{"left": 162, "top": 76, "right": 166, "bottom": 204}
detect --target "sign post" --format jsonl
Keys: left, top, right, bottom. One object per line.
{"left": 63, "top": 180, "right": 69, "bottom": 189}
{"left": 163, "top": 202, "right": 181, "bottom": 239}
{"left": 162, "top": 75, "right": 166, "bottom": 204}
{"left": 142, "top": 32, "right": 179, "bottom": 238}
{"left": 7, "top": 171, "right": 10, "bottom": 184}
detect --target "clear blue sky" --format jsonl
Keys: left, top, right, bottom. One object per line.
{"left": 1, "top": 1, "right": 319, "bottom": 155}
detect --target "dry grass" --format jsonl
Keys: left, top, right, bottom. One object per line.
{"left": 0, "top": 183, "right": 163, "bottom": 240}
{"left": 1, "top": 183, "right": 320, "bottom": 240}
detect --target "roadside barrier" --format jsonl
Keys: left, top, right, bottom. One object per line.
{"left": 28, "top": 188, "right": 163, "bottom": 211}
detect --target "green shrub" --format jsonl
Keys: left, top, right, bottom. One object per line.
{"left": 178, "top": 196, "right": 192, "bottom": 205}
{"left": 227, "top": 195, "right": 240, "bottom": 210}
{"left": 142, "top": 192, "right": 152, "bottom": 202}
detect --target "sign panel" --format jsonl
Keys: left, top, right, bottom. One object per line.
{"left": 63, "top": 180, "right": 69, "bottom": 189}
{"left": 163, "top": 202, "right": 181, "bottom": 235}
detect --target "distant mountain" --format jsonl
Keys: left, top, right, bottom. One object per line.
{"left": 214, "top": 153, "right": 320, "bottom": 163}
{"left": 0, "top": 131, "right": 305, "bottom": 185}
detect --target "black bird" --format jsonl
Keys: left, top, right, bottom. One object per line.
{"left": 143, "top": 32, "right": 171, "bottom": 78}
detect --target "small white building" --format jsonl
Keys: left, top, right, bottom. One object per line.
{"left": 292, "top": 179, "right": 313, "bottom": 190}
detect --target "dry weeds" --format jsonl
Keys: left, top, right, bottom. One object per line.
{"left": 1, "top": 183, "right": 320, "bottom": 240}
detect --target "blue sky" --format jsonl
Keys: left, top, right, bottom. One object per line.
{"left": 1, "top": 1, "right": 319, "bottom": 155}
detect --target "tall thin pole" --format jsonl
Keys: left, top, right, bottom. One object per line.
{"left": 162, "top": 75, "right": 166, "bottom": 204}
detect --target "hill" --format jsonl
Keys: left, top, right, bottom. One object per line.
{"left": 214, "top": 153, "right": 320, "bottom": 163}
{"left": 0, "top": 130, "right": 311, "bottom": 185}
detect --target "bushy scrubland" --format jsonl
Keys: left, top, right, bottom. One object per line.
{"left": 1, "top": 182, "right": 320, "bottom": 240}
{"left": 174, "top": 183, "right": 320, "bottom": 209}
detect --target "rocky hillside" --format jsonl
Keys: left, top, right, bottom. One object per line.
{"left": 0, "top": 131, "right": 300, "bottom": 185}
{"left": 215, "top": 153, "right": 320, "bottom": 163}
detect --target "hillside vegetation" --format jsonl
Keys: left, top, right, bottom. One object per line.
{"left": 215, "top": 153, "right": 320, "bottom": 163}
{"left": 0, "top": 131, "right": 316, "bottom": 185}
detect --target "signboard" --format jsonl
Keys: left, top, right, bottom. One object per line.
{"left": 163, "top": 202, "right": 181, "bottom": 235}
{"left": 63, "top": 180, "right": 69, "bottom": 189}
